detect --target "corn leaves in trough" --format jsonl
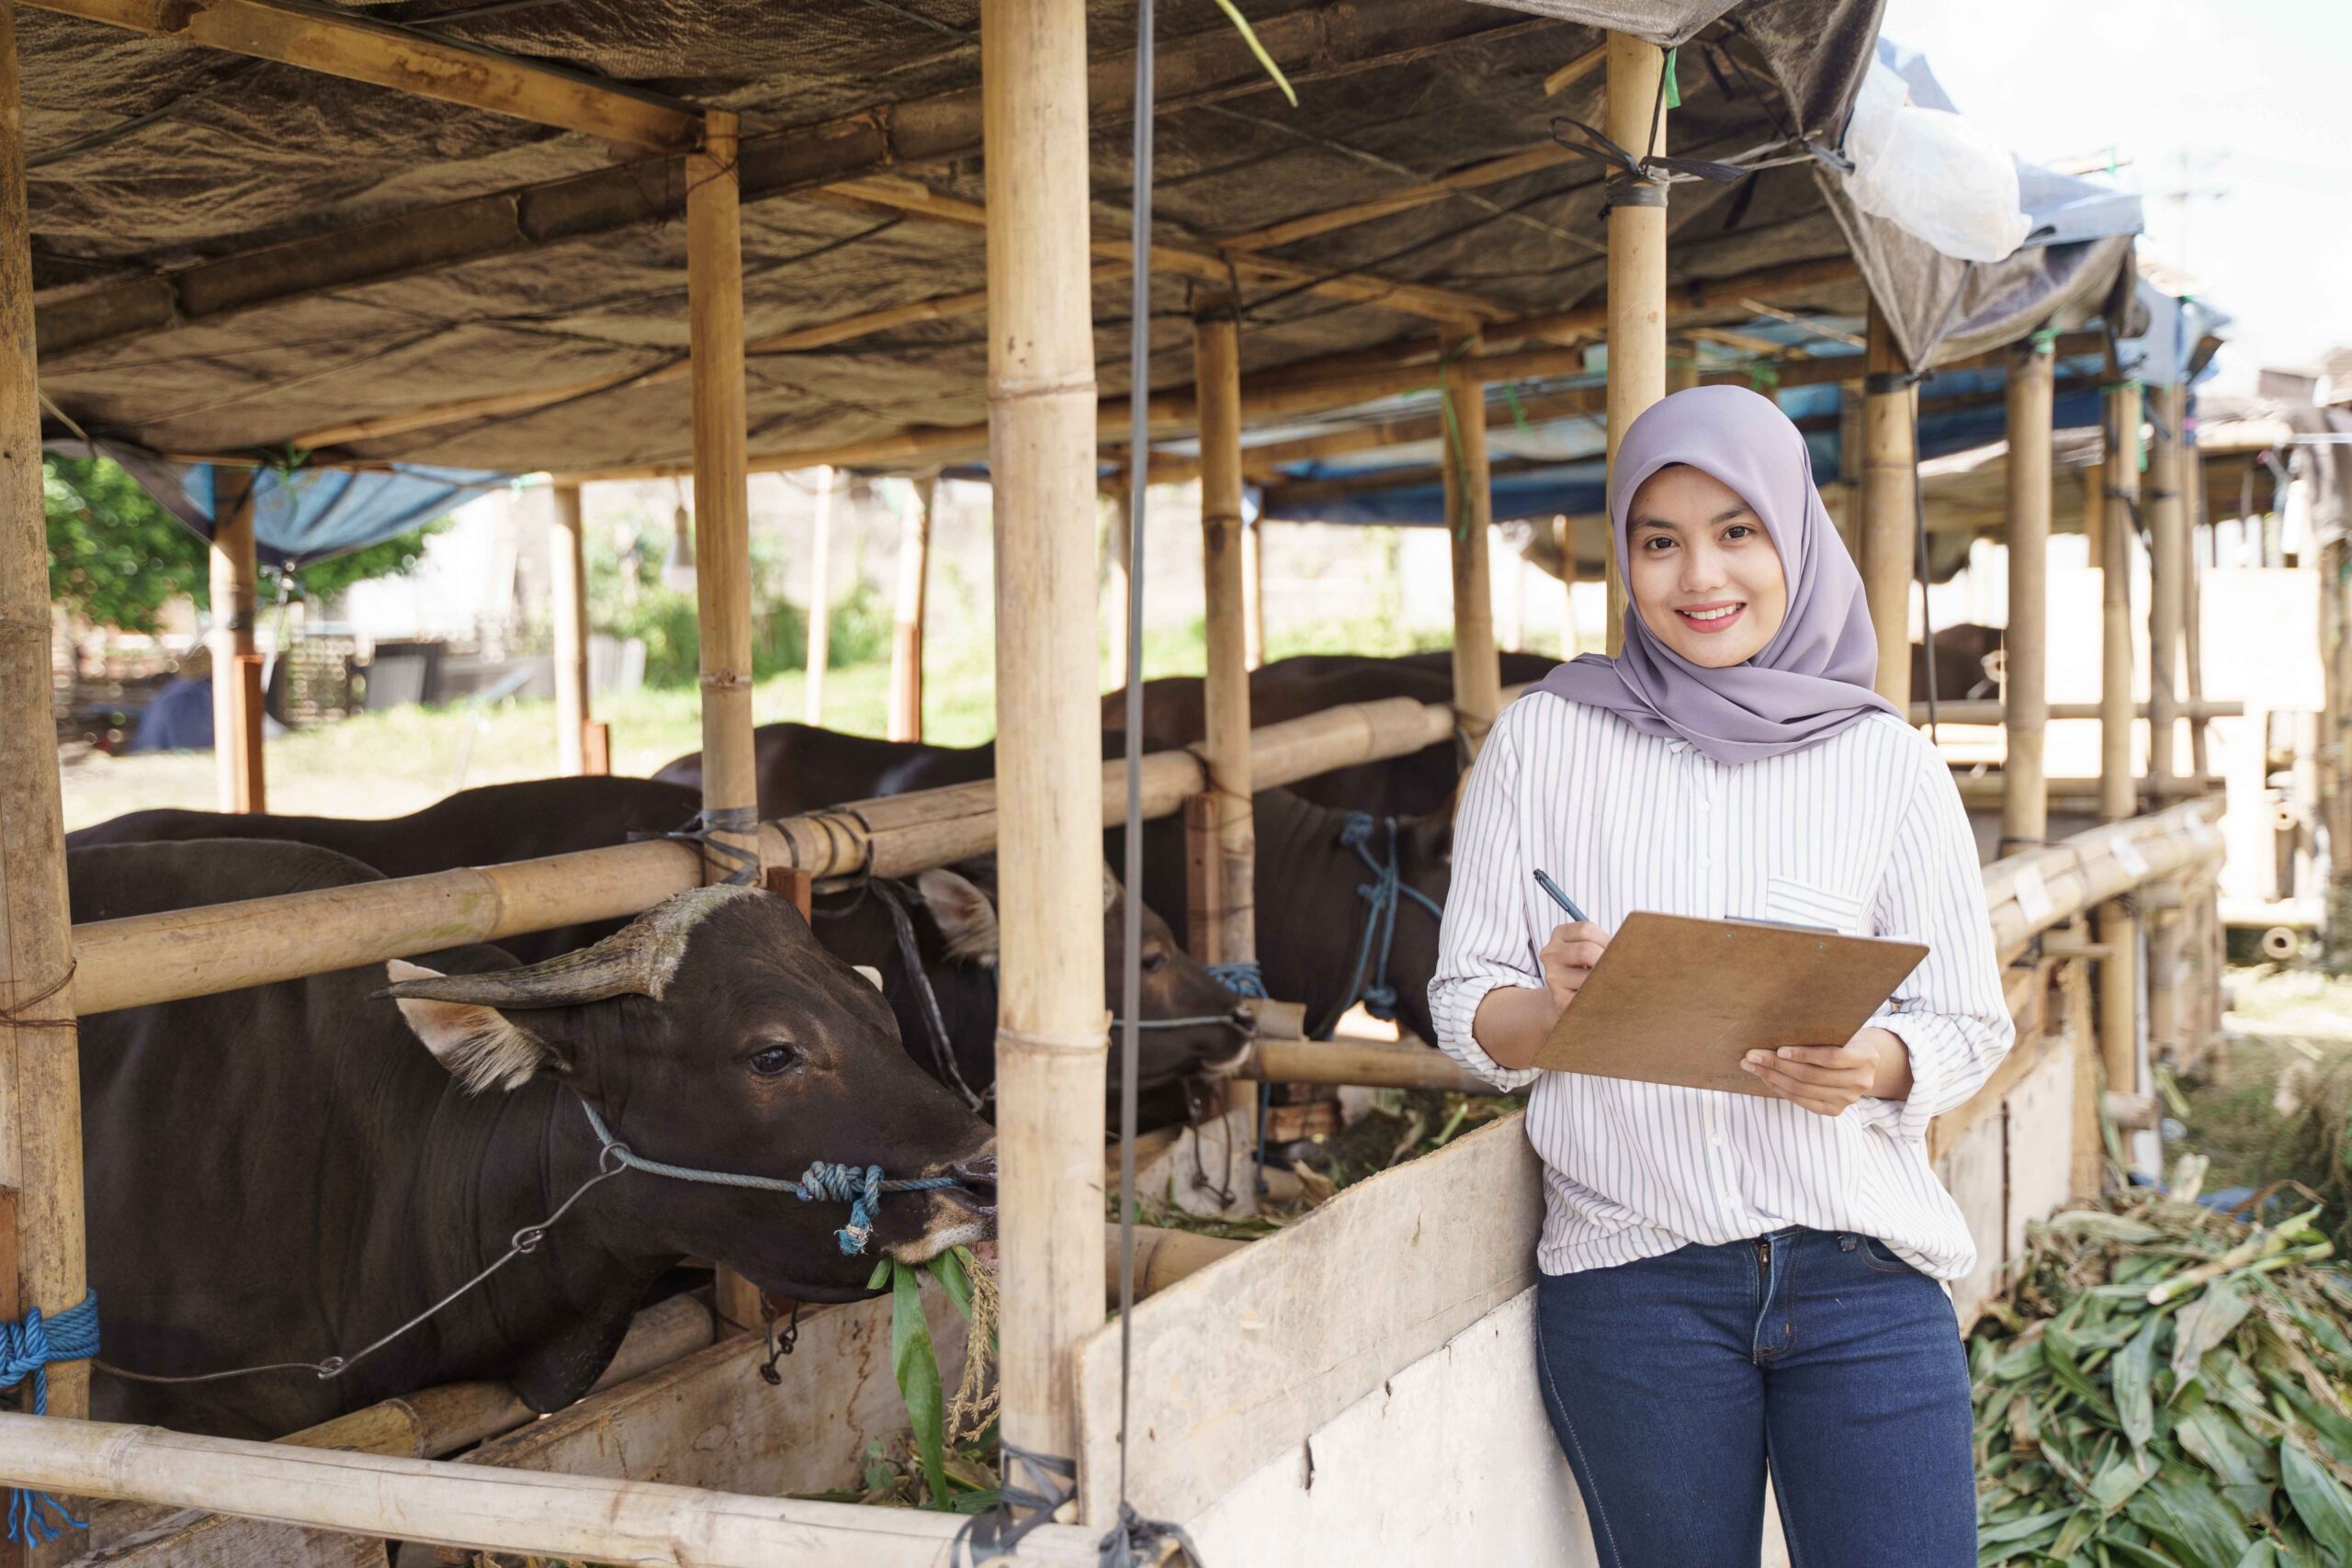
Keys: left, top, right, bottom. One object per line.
{"left": 1972, "top": 1193, "right": 2352, "bottom": 1565}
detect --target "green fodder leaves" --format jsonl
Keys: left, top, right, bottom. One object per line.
{"left": 1971, "top": 1192, "right": 2352, "bottom": 1563}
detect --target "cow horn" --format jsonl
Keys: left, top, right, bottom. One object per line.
{"left": 377, "top": 885, "right": 759, "bottom": 1010}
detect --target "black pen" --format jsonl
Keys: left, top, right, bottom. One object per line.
{"left": 1532, "top": 869, "right": 1589, "bottom": 924}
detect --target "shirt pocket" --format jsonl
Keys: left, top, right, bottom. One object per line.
{"left": 1761, "top": 874, "right": 1868, "bottom": 936}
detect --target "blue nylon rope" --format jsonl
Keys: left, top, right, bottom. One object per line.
{"left": 1332, "top": 812, "right": 1445, "bottom": 1029}
{"left": 1206, "top": 961, "right": 1269, "bottom": 998}
{"left": 2, "top": 1291, "right": 97, "bottom": 1543}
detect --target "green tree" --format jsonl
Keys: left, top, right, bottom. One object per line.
{"left": 45, "top": 455, "right": 445, "bottom": 635}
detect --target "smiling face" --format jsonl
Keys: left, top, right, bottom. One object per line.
{"left": 1624, "top": 463, "right": 1790, "bottom": 669}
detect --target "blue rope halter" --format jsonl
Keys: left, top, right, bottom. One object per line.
{"left": 2, "top": 1291, "right": 98, "bottom": 1543}
{"left": 1207, "top": 961, "right": 1269, "bottom": 998}
{"left": 574, "top": 1096, "right": 958, "bottom": 1257}
{"left": 1316, "top": 812, "right": 1446, "bottom": 1039}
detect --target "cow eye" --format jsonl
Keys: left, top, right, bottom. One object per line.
{"left": 747, "top": 1043, "right": 801, "bottom": 1077}
{"left": 1141, "top": 949, "right": 1170, "bottom": 975}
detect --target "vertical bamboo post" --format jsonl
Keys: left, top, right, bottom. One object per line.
{"left": 687, "top": 108, "right": 764, "bottom": 1338}
{"left": 1101, "top": 488, "right": 1129, "bottom": 694}
{"left": 550, "top": 482, "right": 592, "bottom": 776}
{"left": 2185, "top": 426, "right": 2211, "bottom": 781}
{"left": 2147, "top": 900, "right": 2180, "bottom": 1068}
{"left": 1831, "top": 383, "right": 1864, "bottom": 558}
{"left": 1442, "top": 330, "right": 1500, "bottom": 746}
{"left": 1193, "top": 301, "right": 1255, "bottom": 969}
{"left": 2003, "top": 339, "right": 2054, "bottom": 850}
{"left": 2098, "top": 899, "right": 2139, "bottom": 1101}
{"left": 888, "top": 475, "right": 934, "bottom": 741}
{"left": 2100, "top": 380, "right": 2143, "bottom": 823}
{"left": 982, "top": 0, "right": 1104, "bottom": 1485}
{"left": 209, "top": 468, "right": 266, "bottom": 813}
{"left": 1241, "top": 517, "right": 1265, "bottom": 671}
{"left": 2146, "top": 381, "right": 2187, "bottom": 792}
{"left": 1602, "top": 31, "right": 1667, "bottom": 658}
{"left": 0, "top": 0, "right": 93, "bottom": 1456}
{"left": 803, "top": 465, "right": 834, "bottom": 727}
{"left": 1860, "top": 303, "right": 1916, "bottom": 707}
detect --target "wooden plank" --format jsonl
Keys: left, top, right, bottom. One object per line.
{"left": 2004, "top": 1036, "right": 2078, "bottom": 1262}
{"left": 1074, "top": 1111, "right": 1543, "bottom": 1525}
{"left": 458, "top": 1294, "right": 966, "bottom": 1500}
{"left": 65, "top": 1513, "right": 388, "bottom": 1568}
{"left": 24, "top": 0, "right": 698, "bottom": 151}
{"left": 1937, "top": 1101, "right": 2006, "bottom": 1326}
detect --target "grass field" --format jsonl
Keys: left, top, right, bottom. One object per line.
{"left": 59, "top": 614, "right": 1445, "bottom": 830}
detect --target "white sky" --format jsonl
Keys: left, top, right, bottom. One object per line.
{"left": 1881, "top": 0, "right": 2351, "bottom": 390}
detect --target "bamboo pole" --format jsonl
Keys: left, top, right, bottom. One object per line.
{"left": 2004, "top": 339, "right": 2054, "bottom": 849}
{"left": 1442, "top": 329, "right": 1501, "bottom": 745}
{"left": 68, "top": 693, "right": 1479, "bottom": 1016}
{"left": 0, "top": 0, "right": 90, "bottom": 1460}
{"left": 550, "top": 482, "right": 592, "bottom": 776}
{"left": 208, "top": 468, "right": 266, "bottom": 813}
{"left": 1100, "top": 486, "right": 1129, "bottom": 695}
{"left": 2101, "top": 380, "right": 2143, "bottom": 822}
{"left": 1860, "top": 303, "right": 1916, "bottom": 706}
{"left": 1922, "top": 697, "right": 2239, "bottom": 727}
{"left": 981, "top": 0, "right": 1104, "bottom": 1486}
{"left": 1601, "top": 31, "right": 1667, "bottom": 657}
{"left": 2147, "top": 381, "right": 2187, "bottom": 791}
{"left": 1242, "top": 518, "right": 1265, "bottom": 671}
{"left": 2147, "top": 905, "right": 2180, "bottom": 1067}
{"left": 2098, "top": 900, "right": 2139, "bottom": 1099}
{"left": 1236, "top": 1038, "right": 1492, "bottom": 1094}
{"left": 2185, "top": 426, "right": 2211, "bottom": 780}
{"left": 803, "top": 465, "right": 835, "bottom": 727}
{"left": 888, "top": 475, "right": 933, "bottom": 742}
{"left": 1194, "top": 302, "right": 1256, "bottom": 970}
{"left": 686, "top": 110, "right": 761, "bottom": 890}
{"left": 0, "top": 1415, "right": 1104, "bottom": 1568}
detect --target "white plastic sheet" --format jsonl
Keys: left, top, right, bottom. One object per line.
{"left": 1840, "top": 56, "right": 2032, "bottom": 265}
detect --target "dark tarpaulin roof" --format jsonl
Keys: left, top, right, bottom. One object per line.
{"left": 26, "top": 0, "right": 2123, "bottom": 544}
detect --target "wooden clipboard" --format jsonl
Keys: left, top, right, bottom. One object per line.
{"left": 1533, "top": 911, "right": 1928, "bottom": 1096}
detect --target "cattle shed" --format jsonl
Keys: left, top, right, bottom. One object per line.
{"left": 0, "top": 0, "right": 2233, "bottom": 1563}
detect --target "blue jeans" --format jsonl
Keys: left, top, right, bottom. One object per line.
{"left": 1534, "top": 1228, "right": 1974, "bottom": 1568}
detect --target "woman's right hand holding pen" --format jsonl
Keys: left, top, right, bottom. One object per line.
{"left": 1538, "top": 921, "right": 1611, "bottom": 1017}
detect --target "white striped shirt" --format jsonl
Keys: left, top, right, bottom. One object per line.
{"left": 1430, "top": 693, "right": 2014, "bottom": 1281}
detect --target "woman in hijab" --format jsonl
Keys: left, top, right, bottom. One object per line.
{"left": 1431, "top": 385, "right": 2009, "bottom": 1565}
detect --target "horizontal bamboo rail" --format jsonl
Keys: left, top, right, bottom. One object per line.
{"left": 0, "top": 1414, "right": 1102, "bottom": 1567}
{"left": 1907, "top": 698, "right": 2244, "bottom": 726}
{"left": 1238, "top": 1037, "right": 1493, "bottom": 1094}
{"left": 71, "top": 693, "right": 1483, "bottom": 1015}
{"left": 1981, "top": 796, "right": 2225, "bottom": 962}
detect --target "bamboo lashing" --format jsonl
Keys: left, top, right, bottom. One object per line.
{"left": 1859, "top": 302, "right": 1916, "bottom": 705}
{"left": 0, "top": 0, "right": 94, "bottom": 1442}
{"left": 549, "top": 483, "right": 592, "bottom": 777}
{"left": 1601, "top": 32, "right": 1667, "bottom": 656}
{"left": 979, "top": 0, "right": 1105, "bottom": 1480}
{"left": 2003, "top": 337, "right": 2054, "bottom": 848}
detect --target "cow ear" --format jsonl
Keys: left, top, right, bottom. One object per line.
{"left": 913, "top": 869, "right": 999, "bottom": 965}
{"left": 386, "top": 960, "right": 564, "bottom": 1092}
{"left": 1102, "top": 864, "right": 1120, "bottom": 913}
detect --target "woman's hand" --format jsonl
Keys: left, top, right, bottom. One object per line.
{"left": 1741, "top": 1026, "right": 1912, "bottom": 1116}
{"left": 1538, "top": 921, "right": 1610, "bottom": 1019}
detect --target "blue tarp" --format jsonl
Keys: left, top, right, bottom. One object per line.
{"left": 68, "top": 441, "right": 513, "bottom": 567}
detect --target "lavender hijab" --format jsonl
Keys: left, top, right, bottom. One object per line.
{"left": 1532, "top": 384, "right": 1898, "bottom": 764}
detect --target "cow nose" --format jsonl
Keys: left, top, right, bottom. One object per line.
{"left": 950, "top": 1150, "right": 999, "bottom": 1195}
{"left": 1227, "top": 1004, "right": 1259, "bottom": 1036}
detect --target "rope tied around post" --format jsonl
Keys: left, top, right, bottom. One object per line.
{"left": 0, "top": 959, "right": 75, "bottom": 1031}
{"left": 1, "top": 1290, "right": 98, "bottom": 1543}
{"left": 662, "top": 804, "right": 762, "bottom": 886}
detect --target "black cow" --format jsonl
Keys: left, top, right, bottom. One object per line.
{"left": 1115, "top": 786, "right": 1452, "bottom": 1046}
{"left": 69, "top": 776, "right": 1245, "bottom": 1110}
{"left": 809, "top": 858, "right": 1250, "bottom": 1111}
{"left": 74, "top": 840, "right": 995, "bottom": 1439}
{"left": 1912, "top": 624, "right": 2004, "bottom": 704}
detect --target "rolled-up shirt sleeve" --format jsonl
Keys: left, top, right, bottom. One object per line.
{"left": 1430, "top": 707, "right": 1544, "bottom": 1093}
{"left": 1855, "top": 752, "right": 2015, "bottom": 1145}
